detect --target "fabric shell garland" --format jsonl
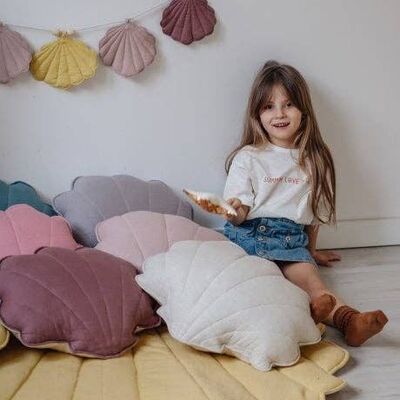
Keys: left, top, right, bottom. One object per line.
{"left": 99, "top": 21, "right": 156, "bottom": 77}
{"left": 30, "top": 32, "right": 97, "bottom": 89}
{"left": 0, "top": 24, "right": 32, "bottom": 83}
{"left": 161, "top": 0, "right": 217, "bottom": 45}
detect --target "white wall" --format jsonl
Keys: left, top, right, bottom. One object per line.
{"left": 1, "top": 0, "right": 399, "bottom": 249}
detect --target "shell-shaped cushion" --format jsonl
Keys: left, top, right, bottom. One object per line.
{"left": 0, "top": 24, "right": 32, "bottom": 83}
{"left": 53, "top": 175, "right": 193, "bottom": 247}
{"left": 160, "top": 0, "right": 217, "bottom": 45}
{"left": 0, "top": 324, "right": 9, "bottom": 350}
{"left": 0, "top": 180, "right": 55, "bottom": 215}
{"left": 0, "top": 204, "right": 80, "bottom": 261}
{"left": 99, "top": 21, "right": 156, "bottom": 77}
{"left": 30, "top": 33, "right": 97, "bottom": 89}
{"left": 96, "top": 211, "right": 225, "bottom": 271}
{"left": 137, "top": 240, "right": 321, "bottom": 371}
{"left": 0, "top": 247, "right": 161, "bottom": 358}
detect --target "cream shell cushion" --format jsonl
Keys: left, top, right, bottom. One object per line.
{"left": 136, "top": 240, "right": 321, "bottom": 371}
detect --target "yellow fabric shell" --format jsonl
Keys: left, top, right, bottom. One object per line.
{"left": 0, "top": 327, "right": 349, "bottom": 400}
{"left": 30, "top": 35, "right": 97, "bottom": 89}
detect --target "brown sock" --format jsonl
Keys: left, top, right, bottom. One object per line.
{"left": 333, "top": 305, "right": 388, "bottom": 346}
{"left": 310, "top": 293, "right": 337, "bottom": 324}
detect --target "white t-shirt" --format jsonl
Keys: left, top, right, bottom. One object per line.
{"left": 223, "top": 143, "right": 321, "bottom": 225}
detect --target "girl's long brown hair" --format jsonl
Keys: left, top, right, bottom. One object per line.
{"left": 225, "top": 60, "right": 336, "bottom": 225}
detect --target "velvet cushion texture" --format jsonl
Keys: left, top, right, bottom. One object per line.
{"left": 0, "top": 247, "right": 161, "bottom": 358}
{"left": 96, "top": 211, "right": 226, "bottom": 271}
{"left": 0, "top": 180, "right": 55, "bottom": 216}
{"left": 53, "top": 175, "right": 193, "bottom": 247}
{"left": 136, "top": 240, "right": 321, "bottom": 371}
{"left": 0, "top": 205, "right": 80, "bottom": 261}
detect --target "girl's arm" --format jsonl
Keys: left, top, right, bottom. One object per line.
{"left": 305, "top": 224, "right": 342, "bottom": 267}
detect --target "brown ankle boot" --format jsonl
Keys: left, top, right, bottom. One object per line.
{"left": 333, "top": 305, "right": 388, "bottom": 346}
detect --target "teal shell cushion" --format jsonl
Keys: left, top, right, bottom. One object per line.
{"left": 0, "top": 180, "right": 55, "bottom": 216}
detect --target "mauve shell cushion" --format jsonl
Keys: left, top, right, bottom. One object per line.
{"left": 0, "top": 180, "right": 55, "bottom": 216}
{"left": 0, "top": 247, "right": 161, "bottom": 358}
{"left": 0, "top": 205, "right": 80, "bottom": 261}
{"left": 53, "top": 175, "right": 192, "bottom": 247}
{"left": 96, "top": 211, "right": 226, "bottom": 272}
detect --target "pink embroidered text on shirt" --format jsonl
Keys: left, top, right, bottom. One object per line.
{"left": 263, "top": 176, "right": 307, "bottom": 185}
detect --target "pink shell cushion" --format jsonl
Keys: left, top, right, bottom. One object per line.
{"left": 0, "top": 247, "right": 161, "bottom": 358}
{"left": 0, "top": 205, "right": 80, "bottom": 261}
{"left": 53, "top": 175, "right": 193, "bottom": 247}
{"left": 160, "top": 0, "right": 217, "bottom": 45}
{"left": 99, "top": 21, "right": 156, "bottom": 77}
{"left": 95, "top": 211, "right": 226, "bottom": 271}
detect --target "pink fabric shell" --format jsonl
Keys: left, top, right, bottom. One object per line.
{"left": 0, "top": 204, "right": 80, "bottom": 261}
{"left": 99, "top": 21, "right": 156, "bottom": 77}
{"left": 160, "top": 0, "right": 217, "bottom": 45}
{"left": 95, "top": 211, "right": 226, "bottom": 271}
{"left": 0, "top": 24, "right": 32, "bottom": 83}
{"left": 0, "top": 247, "right": 161, "bottom": 358}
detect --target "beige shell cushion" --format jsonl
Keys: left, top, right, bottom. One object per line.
{"left": 137, "top": 240, "right": 322, "bottom": 371}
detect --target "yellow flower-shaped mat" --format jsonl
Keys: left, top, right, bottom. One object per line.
{"left": 0, "top": 327, "right": 349, "bottom": 400}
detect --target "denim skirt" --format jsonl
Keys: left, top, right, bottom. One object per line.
{"left": 223, "top": 217, "right": 317, "bottom": 267}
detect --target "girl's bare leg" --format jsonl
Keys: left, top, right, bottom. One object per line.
{"left": 279, "top": 261, "right": 388, "bottom": 346}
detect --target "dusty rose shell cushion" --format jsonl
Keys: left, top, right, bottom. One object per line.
{"left": 0, "top": 247, "right": 161, "bottom": 358}
{"left": 53, "top": 175, "right": 193, "bottom": 247}
{"left": 95, "top": 211, "right": 226, "bottom": 271}
{"left": 0, "top": 205, "right": 80, "bottom": 261}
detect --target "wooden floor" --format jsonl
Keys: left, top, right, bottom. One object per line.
{"left": 318, "top": 245, "right": 400, "bottom": 400}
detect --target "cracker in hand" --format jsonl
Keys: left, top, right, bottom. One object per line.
{"left": 183, "top": 189, "right": 238, "bottom": 216}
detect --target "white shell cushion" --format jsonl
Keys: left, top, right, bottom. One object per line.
{"left": 136, "top": 240, "right": 321, "bottom": 371}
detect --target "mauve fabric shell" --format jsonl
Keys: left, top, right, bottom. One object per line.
{"left": 160, "top": 0, "right": 217, "bottom": 45}
{"left": 0, "top": 180, "right": 56, "bottom": 216}
{"left": 53, "top": 175, "right": 192, "bottom": 247}
{"left": 99, "top": 21, "right": 156, "bottom": 77}
{"left": 0, "top": 247, "right": 160, "bottom": 358}
{"left": 96, "top": 211, "right": 226, "bottom": 271}
{"left": 0, "top": 205, "right": 80, "bottom": 261}
{"left": 0, "top": 25, "right": 32, "bottom": 83}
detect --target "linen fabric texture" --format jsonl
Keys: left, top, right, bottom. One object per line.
{"left": 136, "top": 240, "right": 321, "bottom": 371}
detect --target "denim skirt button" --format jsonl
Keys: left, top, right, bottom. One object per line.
{"left": 285, "top": 236, "right": 291, "bottom": 241}
{"left": 258, "top": 225, "right": 266, "bottom": 232}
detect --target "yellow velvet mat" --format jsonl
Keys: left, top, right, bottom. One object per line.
{"left": 0, "top": 326, "right": 349, "bottom": 400}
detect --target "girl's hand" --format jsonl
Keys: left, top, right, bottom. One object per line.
{"left": 312, "top": 250, "right": 341, "bottom": 267}
{"left": 224, "top": 198, "right": 249, "bottom": 225}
